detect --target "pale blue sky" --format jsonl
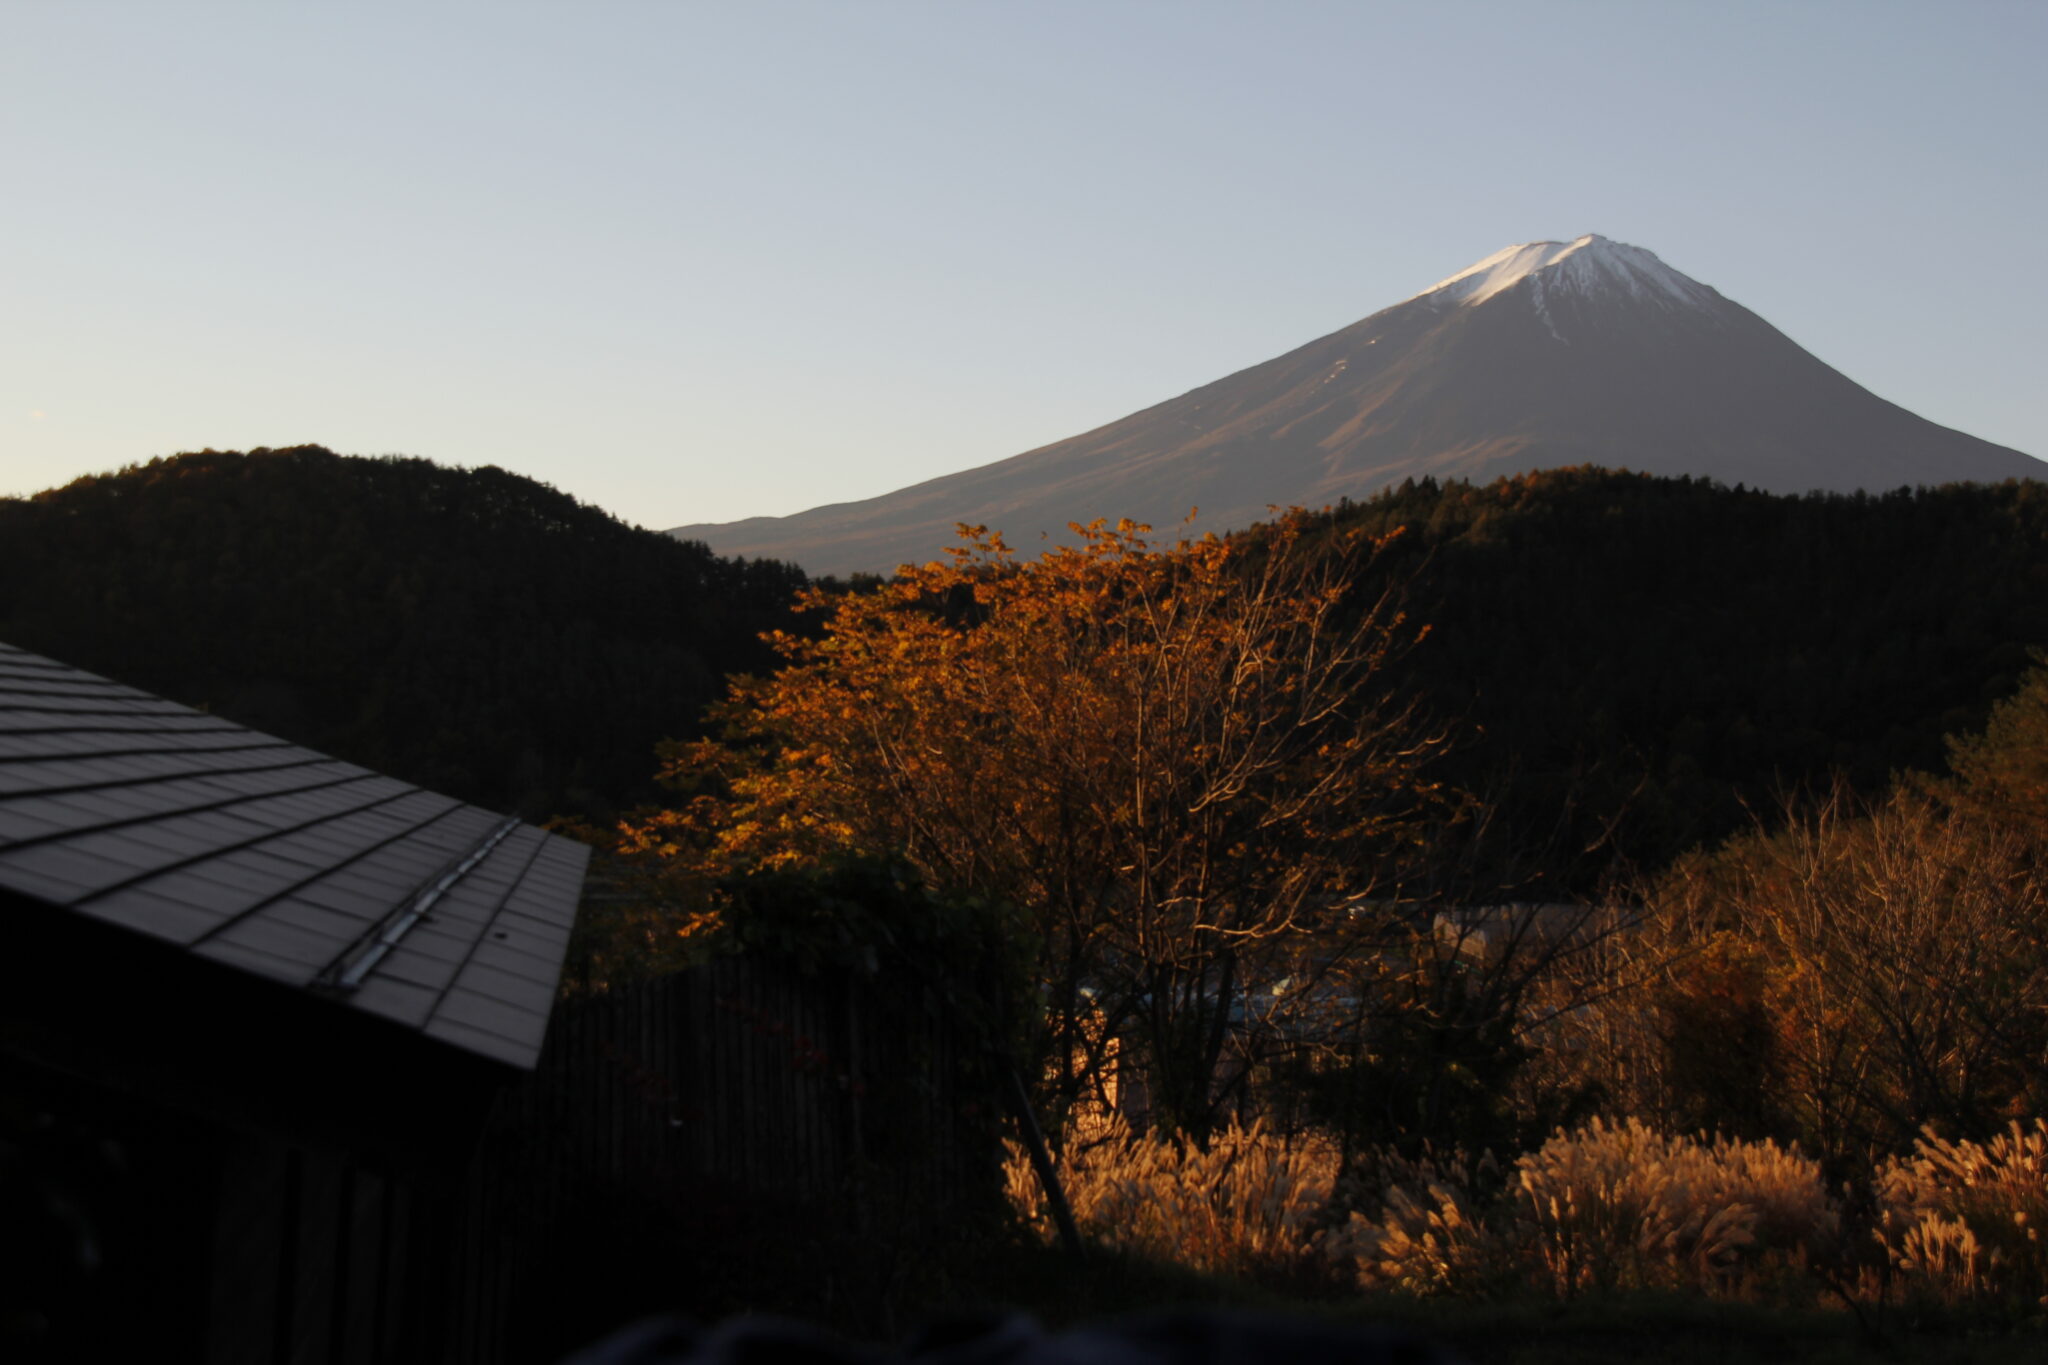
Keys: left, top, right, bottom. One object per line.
{"left": 7, "top": 1, "right": 2043, "bottom": 528}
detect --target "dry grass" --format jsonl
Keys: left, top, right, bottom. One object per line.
{"left": 1877, "top": 1120, "right": 2048, "bottom": 1308}
{"left": 1010, "top": 1113, "right": 1841, "bottom": 1301}
{"left": 1008, "top": 1109, "right": 2048, "bottom": 1320}
{"left": 1504, "top": 1118, "right": 1835, "bottom": 1296}
{"left": 1005, "top": 1110, "right": 1344, "bottom": 1283}
{"left": 1325, "top": 1118, "right": 1834, "bottom": 1298}
{"left": 1323, "top": 1157, "right": 1504, "bottom": 1296}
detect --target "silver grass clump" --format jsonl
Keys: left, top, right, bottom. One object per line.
{"left": 1005, "top": 1110, "right": 1346, "bottom": 1281}
{"left": 1878, "top": 1119, "right": 2048, "bottom": 1307}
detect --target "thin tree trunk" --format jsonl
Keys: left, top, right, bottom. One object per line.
{"left": 1001, "top": 1060, "right": 1083, "bottom": 1257}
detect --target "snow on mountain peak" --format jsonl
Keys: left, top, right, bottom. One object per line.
{"left": 1417, "top": 234, "right": 1715, "bottom": 312}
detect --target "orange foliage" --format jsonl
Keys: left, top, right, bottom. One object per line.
{"left": 620, "top": 512, "right": 1450, "bottom": 1131}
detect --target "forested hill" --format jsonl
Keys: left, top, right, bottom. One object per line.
{"left": 8, "top": 453, "right": 2045, "bottom": 884}
{"left": 0, "top": 447, "right": 806, "bottom": 818}
{"left": 1323, "top": 468, "right": 2048, "bottom": 888}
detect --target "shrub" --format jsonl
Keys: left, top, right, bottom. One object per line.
{"left": 1643, "top": 788, "right": 2048, "bottom": 1166}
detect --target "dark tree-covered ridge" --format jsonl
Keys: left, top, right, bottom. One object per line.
{"left": 8, "top": 452, "right": 2047, "bottom": 886}
{"left": 1318, "top": 467, "right": 2048, "bottom": 887}
{"left": 0, "top": 447, "right": 806, "bottom": 817}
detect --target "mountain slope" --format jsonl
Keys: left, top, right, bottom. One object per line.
{"left": 0, "top": 448, "right": 807, "bottom": 816}
{"left": 1317, "top": 468, "right": 2048, "bottom": 891}
{"left": 672, "top": 235, "right": 2043, "bottom": 576}
{"left": 18, "top": 452, "right": 2048, "bottom": 890}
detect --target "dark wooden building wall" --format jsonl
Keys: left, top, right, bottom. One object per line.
{"left": 205, "top": 1139, "right": 422, "bottom": 1365}
{"left": 3, "top": 952, "right": 996, "bottom": 1364}
{"left": 511, "top": 955, "right": 984, "bottom": 1202}
{"left": 439, "top": 954, "right": 999, "bottom": 1364}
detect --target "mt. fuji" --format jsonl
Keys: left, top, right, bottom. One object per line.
{"left": 671, "top": 235, "right": 2043, "bottom": 577}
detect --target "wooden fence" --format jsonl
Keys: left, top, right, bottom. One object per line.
{"left": 431, "top": 954, "right": 1002, "bottom": 1362}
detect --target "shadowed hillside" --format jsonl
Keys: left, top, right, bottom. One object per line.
{"left": 0, "top": 447, "right": 806, "bottom": 818}
{"left": 10, "top": 456, "right": 2048, "bottom": 883}
{"left": 1322, "top": 467, "right": 2048, "bottom": 888}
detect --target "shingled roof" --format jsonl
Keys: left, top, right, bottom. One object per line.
{"left": 0, "top": 640, "right": 589, "bottom": 1069}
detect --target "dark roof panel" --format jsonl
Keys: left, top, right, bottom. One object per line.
{"left": 1, "top": 840, "right": 149, "bottom": 896}
{"left": 251, "top": 893, "right": 382, "bottom": 944}
{"left": 368, "top": 947, "right": 459, "bottom": 992}
{"left": 466, "top": 938, "right": 562, "bottom": 989}
{"left": 424, "top": 1018, "right": 533, "bottom": 1069}
{"left": 210, "top": 914, "right": 355, "bottom": 974}
{"left": 446, "top": 961, "right": 550, "bottom": 1012}
{"left": 85, "top": 885, "right": 236, "bottom": 941}
{"left": 0, "top": 642, "right": 589, "bottom": 1069}
{"left": 351, "top": 976, "right": 440, "bottom": 1028}
{"left": 195, "top": 937, "right": 321, "bottom": 982}
{"left": 390, "top": 924, "right": 474, "bottom": 964}
{"left": 429, "top": 990, "right": 548, "bottom": 1049}
{"left": 140, "top": 867, "right": 288, "bottom": 921}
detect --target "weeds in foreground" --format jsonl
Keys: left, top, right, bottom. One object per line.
{"left": 1877, "top": 1119, "right": 2048, "bottom": 1311}
{"left": 1321, "top": 1118, "right": 1834, "bottom": 1298}
{"left": 1005, "top": 1113, "right": 1343, "bottom": 1283}
{"left": 1007, "top": 1111, "right": 2048, "bottom": 1315}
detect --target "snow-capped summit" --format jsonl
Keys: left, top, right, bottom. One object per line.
{"left": 672, "top": 236, "right": 2044, "bottom": 576}
{"left": 1419, "top": 234, "right": 1718, "bottom": 313}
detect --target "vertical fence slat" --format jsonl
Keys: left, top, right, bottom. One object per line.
{"left": 433, "top": 955, "right": 993, "bottom": 1357}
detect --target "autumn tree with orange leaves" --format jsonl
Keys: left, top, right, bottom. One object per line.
{"left": 623, "top": 513, "right": 1449, "bottom": 1135}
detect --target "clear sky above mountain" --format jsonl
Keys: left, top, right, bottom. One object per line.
{"left": 6, "top": 1, "right": 2042, "bottom": 529}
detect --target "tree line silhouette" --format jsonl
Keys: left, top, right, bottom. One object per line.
{"left": 7, "top": 451, "right": 2047, "bottom": 891}
{"left": 0, "top": 447, "right": 805, "bottom": 818}
{"left": 1319, "top": 466, "right": 2048, "bottom": 890}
